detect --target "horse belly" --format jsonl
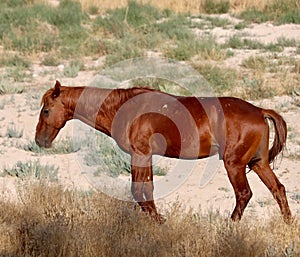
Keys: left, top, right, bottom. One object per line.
{"left": 152, "top": 128, "right": 216, "bottom": 159}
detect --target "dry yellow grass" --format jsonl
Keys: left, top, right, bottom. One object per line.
{"left": 78, "top": 0, "right": 274, "bottom": 14}
{"left": 0, "top": 182, "right": 299, "bottom": 256}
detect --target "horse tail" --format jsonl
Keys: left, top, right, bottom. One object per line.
{"left": 262, "top": 109, "right": 287, "bottom": 163}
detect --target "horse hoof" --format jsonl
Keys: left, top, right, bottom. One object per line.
{"left": 153, "top": 213, "right": 166, "bottom": 224}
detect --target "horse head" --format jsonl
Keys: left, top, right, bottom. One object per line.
{"left": 35, "top": 80, "right": 69, "bottom": 148}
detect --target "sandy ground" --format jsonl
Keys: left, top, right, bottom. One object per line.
{"left": 0, "top": 18, "right": 299, "bottom": 221}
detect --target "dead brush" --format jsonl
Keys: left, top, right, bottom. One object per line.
{"left": 0, "top": 182, "right": 299, "bottom": 257}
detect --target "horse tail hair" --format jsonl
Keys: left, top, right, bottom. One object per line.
{"left": 262, "top": 109, "right": 287, "bottom": 164}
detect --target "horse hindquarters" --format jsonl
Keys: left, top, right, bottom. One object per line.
{"left": 250, "top": 111, "right": 291, "bottom": 223}
{"left": 222, "top": 110, "right": 267, "bottom": 221}
{"left": 223, "top": 109, "right": 291, "bottom": 223}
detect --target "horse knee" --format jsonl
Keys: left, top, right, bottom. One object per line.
{"left": 236, "top": 188, "right": 252, "bottom": 204}
{"left": 131, "top": 183, "right": 144, "bottom": 202}
{"left": 278, "top": 183, "right": 286, "bottom": 194}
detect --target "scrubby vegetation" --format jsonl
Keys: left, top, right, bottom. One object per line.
{"left": 0, "top": 182, "right": 299, "bottom": 257}
{"left": 0, "top": 0, "right": 298, "bottom": 98}
{"left": 2, "top": 160, "right": 58, "bottom": 181}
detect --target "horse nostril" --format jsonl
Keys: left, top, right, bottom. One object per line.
{"left": 35, "top": 137, "right": 41, "bottom": 147}
{"left": 35, "top": 136, "right": 46, "bottom": 148}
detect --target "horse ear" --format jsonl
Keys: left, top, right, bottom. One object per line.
{"left": 52, "top": 80, "right": 61, "bottom": 98}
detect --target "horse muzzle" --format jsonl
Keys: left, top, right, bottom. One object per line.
{"left": 35, "top": 135, "right": 52, "bottom": 148}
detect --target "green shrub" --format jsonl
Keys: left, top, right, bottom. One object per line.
{"left": 164, "top": 39, "right": 199, "bottom": 61}
{"left": 63, "top": 60, "right": 84, "bottom": 78}
{"left": 94, "top": 1, "right": 163, "bottom": 38}
{"left": 239, "top": 0, "right": 300, "bottom": 24}
{"left": 104, "top": 36, "right": 145, "bottom": 66}
{"left": 42, "top": 54, "right": 60, "bottom": 66}
{"left": 156, "top": 15, "right": 192, "bottom": 41}
{"left": 88, "top": 5, "right": 99, "bottom": 15}
{"left": 51, "top": 0, "right": 85, "bottom": 28}
{"left": 204, "top": 0, "right": 230, "bottom": 14}
{"left": 82, "top": 38, "right": 108, "bottom": 56}
{"left": 205, "top": 16, "right": 232, "bottom": 28}
{"left": 3, "top": 160, "right": 58, "bottom": 181}
{"left": 0, "top": 74, "right": 25, "bottom": 94}
{"left": 238, "top": 9, "right": 270, "bottom": 23}
{"left": 0, "top": 54, "right": 30, "bottom": 68}
{"left": 234, "top": 21, "right": 248, "bottom": 30}
{"left": 240, "top": 77, "right": 274, "bottom": 100}
{"left": 94, "top": 2, "right": 187, "bottom": 65}
{"left": 194, "top": 64, "right": 237, "bottom": 94}
{"left": 22, "top": 138, "right": 81, "bottom": 155}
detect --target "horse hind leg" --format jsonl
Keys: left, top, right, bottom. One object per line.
{"left": 249, "top": 123, "right": 292, "bottom": 223}
{"left": 251, "top": 160, "right": 292, "bottom": 223}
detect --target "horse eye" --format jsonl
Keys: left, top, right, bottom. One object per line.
{"left": 43, "top": 109, "right": 49, "bottom": 116}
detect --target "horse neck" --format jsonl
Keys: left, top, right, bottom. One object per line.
{"left": 65, "top": 86, "right": 145, "bottom": 136}
{"left": 64, "top": 86, "right": 114, "bottom": 136}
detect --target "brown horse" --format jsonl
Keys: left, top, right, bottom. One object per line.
{"left": 35, "top": 80, "right": 292, "bottom": 223}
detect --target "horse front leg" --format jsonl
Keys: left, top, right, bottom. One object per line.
{"left": 224, "top": 161, "right": 253, "bottom": 221}
{"left": 131, "top": 154, "right": 163, "bottom": 223}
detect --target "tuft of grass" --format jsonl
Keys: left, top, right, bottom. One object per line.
{"left": 41, "top": 54, "right": 61, "bottom": 66}
{"left": 63, "top": 60, "right": 84, "bottom": 78}
{"left": 165, "top": 35, "right": 227, "bottom": 61}
{"left": 22, "top": 138, "right": 81, "bottom": 155}
{"left": 205, "top": 16, "right": 232, "bottom": 28}
{"left": 0, "top": 81, "right": 25, "bottom": 95}
{"left": 156, "top": 14, "right": 192, "bottom": 41}
{"left": 204, "top": 0, "right": 230, "bottom": 14}
{"left": 0, "top": 67, "right": 27, "bottom": 95}
{"left": 0, "top": 99, "right": 7, "bottom": 110}
{"left": 87, "top": 5, "right": 99, "bottom": 15}
{"left": 276, "top": 37, "right": 298, "bottom": 48}
{"left": 234, "top": 21, "right": 248, "bottom": 30}
{"left": 6, "top": 123, "right": 23, "bottom": 138}
{"left": 225, "top": 35, "right": 264, "bottom": 50}
{"left": 242, "top": 55, "right": 268, "bottom": 71}
{"left": 240, "top": 76, "right": 275, "bottom": 100}
{"left": 224, "top": 35, "right": 289, "bottom": 53}
{"left": 290, "top": 192, "right": 300, "bottom": 202}
{"left": 0, "top": 54, "right": 30, "bottom": 68}
{"left": 2, "top": 160, "right": 58, "bottom": 181}
{"left": 104, "top": 36, "right": 145, "bottom": 67}
{"left": 193, "top": 63, "right": 238, "bottom": 94}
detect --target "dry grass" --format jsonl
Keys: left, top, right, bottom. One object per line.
{"left": 0, "top": 181, "right": 299, "bottom": 257}
{"left": 78, "top": 0, "right": 274, "bottom": 14}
